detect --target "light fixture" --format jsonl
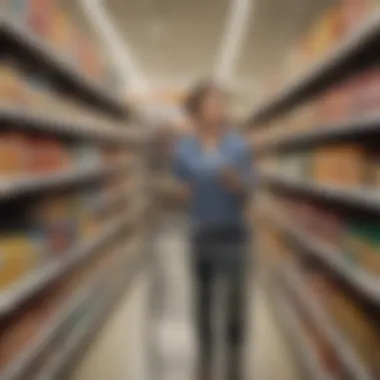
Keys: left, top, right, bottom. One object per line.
{"left": 81, "top": 0, "right": 149, "bottom": 94}
{"left": 215, "top": 0, "right": 255, "bottom": 83}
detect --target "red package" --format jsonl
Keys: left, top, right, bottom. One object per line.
{"left": 28, "top": 136, "right": 71, "bottom": 174}
{"left": 28, "top": 0, "right": 55, "bottom": 37}
{"left": 340, "top": 0, "right": 372, "bottom": 33}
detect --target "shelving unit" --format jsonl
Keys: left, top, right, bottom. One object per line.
{"left": 0, "top": 212, "right": 131, "bottom": 317}
{"left": 248, "top": 10, "right": 380, "bottom": 125}
{"left": 265, "top": 207, "right": 380, "bottom": 303}
{"left": 0, "top": 161, "right": 133, "bottom": 200}
{"left": 0, "top": 17, "right": 128, "bottom": 119}
{"left": 266, "top": 282, "right": 333, "bottom": 380}
{"left": 262, "top": 173, "right": 380, "bottom": 213}
{"left": 0, "top": 106, "right": 137, "bottom": 144}
{"left": 0, "top": 3, "right": 152, "bottom": 379}
{"left": 249, "top": 3, "right": 380, "bottom": 379}
{"left": 35, "top": 243, "right": 148, "bottom": 380}
{"left": 2, "top": 239, "right": 148, "bottom": 380}
{"left": 282, "top": 265, "right": 373, "bottom": 380}
{"left": 255, "top": 112, "right": 380, "bottom": 155}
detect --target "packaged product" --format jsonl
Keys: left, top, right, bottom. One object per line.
{"left": 0, "top": 308, "right": 42, "bottom": 367}
{"left": 30, "top": 195, "right": 78, "bottom": 256}
{"left": 50, "top": 10, "right": 73, "bottom": 57}
{"left": 340, "top": 0, "right": 373, "bottom": 33}
{"left": 87, "top": 43, "right": 105, "bottom": 80}
{"left": 28, "top": 228, "right": 48, "bottom": 265}
{"left": 76, "top": 191, "right": 99, "bottom": 238}
{"left": 298, "top": 34, "right": 314, "bottom": 74}
{"left": 0, "top": 233, "right": 38, "bottom": 290}
{"left": 312, "top": 6, "right": 344, "bottom": 60}
{"left": 0, "top": 64, "right": 26, "bottom": 105}
{"left": 302, "top": 104, "right": 318, "bottom": 131}
{"left": 319, "top": 82, "right": 350, "bottom": 124}
{"left": 28, "top": 135, "right": 71, "bottom": 174}
{"left": 317, "top": 210, "right": 345, "bottom": 248}
{"left": 361, "top": 146, "right": 380, "bottom": 187}
{"left": 327, "top": 286, "right": 380, "bottom": 377}
{"left": 298, "top": 201, "right": 316, "bottom": 231}
{"left": 331, "top": 82, "right": 352, "bottom": 122}
{"left": 76, "top": 36, "right": 92, "bottom": 73}
{"left": 348, "top": 65, "right": 380, "bottom": 117}
{"left": 306, "top": 269, "right": 330, "bottom": 308}
{"left": 342, "top": 221, "right": 361, "bottom": 265}
{"left": 345, "top": 220, "right": 380, "bottom": 275}
{"left": 28, "top": 0, "right": 55, "bottom": 38}
{"left": 312, "top": 144, "right": 366, "bottom": 186}
{"left": 0, "top": 131, "right": 31, "bottom": 176}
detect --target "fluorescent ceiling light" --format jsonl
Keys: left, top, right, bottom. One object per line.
{"left": 81, "top": 0, "right": 149, "bottom": 93}
{"left": 215, "top": 0, "right": 254, "bottom": 83}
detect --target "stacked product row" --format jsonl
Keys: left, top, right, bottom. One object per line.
{"left": 0, "top": 2, "right": 150, "bottom": 380}
{"left": 0, "top": 131, "right": 130, "bottom": 177}
{"left": 259, "top": 194, "right": 380, "bottom": 379}
{"left": 255, "top": 0, "right": 380, "bottom": 120}
{"left": 0, "top": 232, "right": 143, "bottom": 380}
{"left": 0, "top": 60, "right": 128, "bottom": 134}
{"left": 249, "top": 3, "right": 380, "bottom": 380}
{"left": 2, "top": 0, "right": 120, "bottom": 91}
{"left": 265, "top": 141, "right": 380, "bottom": 187}
{"left": 0, "top": 178, "right": 133, "bottom": 293}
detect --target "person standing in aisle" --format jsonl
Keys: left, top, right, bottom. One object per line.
{"left": 172, "top": 81, "right": 253, "bottom": 380}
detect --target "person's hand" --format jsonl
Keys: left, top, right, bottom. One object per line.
{"left": 220, "top": 166, "right": 244, "bottom": 193}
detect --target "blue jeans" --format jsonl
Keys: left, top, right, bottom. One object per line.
{"left": 191, "top": 227, "right": 248, "bottom": 379}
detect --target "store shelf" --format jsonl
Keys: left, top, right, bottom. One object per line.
{"left": 248, "top": 10, "right": 380, "bottom": 125}
{"left": 37, "top": 313, "right": 99, "bottom": 380}
{"left": 263, "top": 173, "right": 380, "bottom": 212}
{"left": 0, "top": 161, "right": 132, "bottom": 200}
{"left": 0, "top": 18, "right": 127, "bottom": 118}
{"left": 266, "top": 284, "right": 334, "bottom": 380}
{"left": 1, "top": 242, "right": 140, "bottom": 380}
{"left": 0, "top": 106, "right": 134, "bottom": 144}
{"left": 35, "top": 242, "right": 147, "bottom": 380}
{"left": 1, "top": 266, "right": 102, "bottom": 380}
{"left": 0, "top": 212, "right": 132, "bottom": 318}
{"left": 282, "top": 265, "right": 374, "bottom": 380}
{"left": 266, "top": 208, "right": 380, "bottom": 304}
{"left": 255, "top": 112, "right": 380, "bottom": 155}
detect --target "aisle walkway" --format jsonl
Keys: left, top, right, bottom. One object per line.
{"left": 73, "top": 216, "right": 300, "bottom": 380}
{"left": 73, "top": 269, "right": 150, "bottom": 380}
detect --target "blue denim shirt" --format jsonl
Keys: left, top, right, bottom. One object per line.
{"left": 173, "top": 131, "right": 253, "bottom": 232}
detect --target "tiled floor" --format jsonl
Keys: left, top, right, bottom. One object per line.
{"left": 73, "top": 217, "right": 300, "bottom": 380}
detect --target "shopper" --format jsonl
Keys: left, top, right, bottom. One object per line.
{"left": 172, "top": 81, "right": 252, "bottom": 380}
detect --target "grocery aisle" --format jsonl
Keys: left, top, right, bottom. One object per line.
{"left": 73, "top": 214, "right": 300, "bottom": 380}
{"left": 73, "top": 268, "right": 150, "bottom": 380}
{"left": 2, "top": 1, "right": 380, "bottom": 380}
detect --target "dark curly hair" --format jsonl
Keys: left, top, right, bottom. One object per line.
{"left": 184, "top": 80, "right": 225, "bottom": 118}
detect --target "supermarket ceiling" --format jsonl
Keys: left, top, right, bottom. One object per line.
{"left": 67, "top": 0, "right": 333, "bottom": 97}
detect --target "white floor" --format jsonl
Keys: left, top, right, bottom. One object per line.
{"left": 73, "top": 217, "right": 300, "bottom": 380}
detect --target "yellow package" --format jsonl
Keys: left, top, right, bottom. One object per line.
{"left": 0, "top": 235, "right": 38, "bottom": 290}
{"left": 50, "top": 11, "right": 73, "bottom": 55}
{"left": 0, "top": 65, "right": 25, "bottom": 104}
